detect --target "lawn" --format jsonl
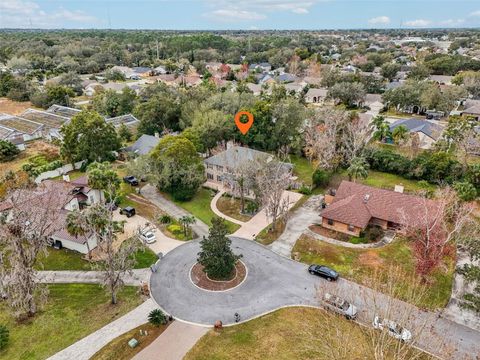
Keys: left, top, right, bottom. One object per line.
{"left": 91, "top": 322, "right": 169, "bottom": 360}
{"left": 169, "top": 188, "right": 240, "bottom": 233}
{"left": 329, "top": 170, "right": 436, "bottom": 194}
{"left": 0, "top": 284, "right": 143, "bottom": 360}
{"left": 36, "top": 245, "right": 158, "bottom": 270}
{"left": 185, "top": 307, "right": 432, "bottom": 360}
{"left": 292, "top": 235, "right": 454, "bottom": 310}
{"left": 289, "top": 154, "right": 316, "bottom": 186}
{"left": 216, "top": 194, "right": 253, "bottom": 222}
{"left": 52, "top": 170, "right": 86, "bottom": 181}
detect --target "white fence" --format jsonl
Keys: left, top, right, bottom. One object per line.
{"left": 34, "top": 160, "right": 85, "bottom": 184}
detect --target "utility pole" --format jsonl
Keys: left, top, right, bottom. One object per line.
{"left": 156, "top": 39, "right": 159, "bottom": 60}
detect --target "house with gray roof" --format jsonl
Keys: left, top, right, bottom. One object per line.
{"left": 204, "top": 145, "right": 292, "bottom": 194}
{"left": 389, "top": 119, "right": 444, "bottom": 149}
{"left": 461, "top": 99, "right": 480, "bottom": 121}
{"left": 124, "top": 134, "right": 160, "bottom": 156}
{"left": 305, "top": 88, "right": 328, "bottom": 104}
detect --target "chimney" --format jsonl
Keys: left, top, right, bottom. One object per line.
{"left": 394, "top": 185, "right": 404, "bottom": 193}
{"left": 363, "top": 194, "right": 370, "bottom": 203}
{"left": 63, "top": 175, "right": 70, "bottom": 182}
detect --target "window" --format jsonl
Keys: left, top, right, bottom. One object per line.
{"left": 216, "top": 175, "right": 222, "bottom": 181}
{"left": 207, "top": 173, "right": 214, "bottom": 180}
{"left": 348, "top": 224, "right": 355, "bottom": 232}
{"left": 327, "top": 219, "right": 334, "bottom": 226}
{"left": 207, "top": 163, "right": 214, "bottom": 169}
{"left": 216, "top": 165, "right": 224, "bottom": 172}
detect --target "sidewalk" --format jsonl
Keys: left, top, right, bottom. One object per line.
{"left": 132, "top": 321, "right": 209, "bottom": 360}
{"left": 36, "top": 269, "right": 150, "bottom": 285}
{"left": 48, "top": 299, "right": 157, "bottom": 360}
{"left": 232, "top": 190, "right": 303, "bottom": 240}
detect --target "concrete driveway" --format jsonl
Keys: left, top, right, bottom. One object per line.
{"left": 150, "top": 237, "right": 480, "bottom": 360}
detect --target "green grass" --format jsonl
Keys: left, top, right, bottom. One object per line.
{"left": 91, "top": 323, "right": 169, "bottom": 360}
{"left": 168, "top": 188, "right": 240, "bottom": 233}
{"left": 52, "top": 170, "right": 86, "bottom": 181}
{"left": 0, "top": 284, "right": 143, "bottom": 360}
{"left": 36, "top": 245, "right": 158, "bottom": 271}
{"left": 330, "top": 170, "right": 436, "bottom": 194}
{"left": 292, "top": 236, "right": 454, "bottom": 310}
{"left": 185, "top": 307, "right": 432, "bottom": 360}
{"left": 289, "top": 154, "right": 315, "bottom": 186}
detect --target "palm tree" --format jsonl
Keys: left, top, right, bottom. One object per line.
{"left": 66, "top": 211, "right": 91, "bottom": 259}
{"left": 347, "top": 157, "right": 369, "bottom": 183}
{"left": 372, "top": 116, "right": 391, "bottom": 142}
{"left": 179, "top": 215, "right": 196, "bottom": 237}
{"left": 392, "top": 125, "right": 409, "bottom": 145}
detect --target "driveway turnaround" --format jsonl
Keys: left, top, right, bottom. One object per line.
{"left": 150, "top": 237, "right": 319, "bottom": 325}
{"left": 150, "top": 237, "right": 480, "bottom": 360}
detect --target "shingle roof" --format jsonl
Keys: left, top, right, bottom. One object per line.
{"left": 321, "top": 181, "right": 438, "bottom": 229}
{"left": 125, "top": 134, "right": 160, "bottom": 155}
{"left": 389, "top": 119, "right": 444, "bottom": 140}
{"left": 306, "top": 88, "right": 328, "bottom": 98}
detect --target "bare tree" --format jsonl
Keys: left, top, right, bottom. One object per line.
{"left": 342, "top": 112, "right": 371, "bottom": 164}
{"left": 0, "top": 186, "right": 66, "bottom": 319}
{"left": 252, "top": 156, "right": 293, "bottom": 231}
{"left": 316, "top": 267, "right": 456, "bottom": 360}
{"left": 401, "top": 187, "right": 477, "bottom": 280}
{"left": 68, "top": 203, "right": 140, "bottom": 304}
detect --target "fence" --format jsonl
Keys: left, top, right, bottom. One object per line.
{"left": 34, "top": 160, "right": 85, "bottom": 183}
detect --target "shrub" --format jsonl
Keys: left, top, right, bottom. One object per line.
{"left": 148, "top": 309, "right": 167, "bottom": 327}
{"left": 0, "top": 324, "right": 9, "bottom": 350}
{"left": 365, "top": 226, "right": 384, "bottom": 242}
{"left": 167, "top": 224, "right": 182, "bottom": 235}
{"left": 454, "top": 181, "right": 477, "bottom": 201}
{"left": 312, "top": 169, "right": 331, "bottom": 188}
{"left": 0, "top": 140, "right": 20, "bottom": 162}
{"left": 298, "top": 185, "right": 312, "bottom": 195}
{"left": 245, "top": 201, "right": 259, "bottom": 214}
{"left": 159, "top": 214, "right": 172, "bottom": 224}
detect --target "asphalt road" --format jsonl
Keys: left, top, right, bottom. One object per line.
{"left": 150, "top": 237, "right": 480, "bottom": 360}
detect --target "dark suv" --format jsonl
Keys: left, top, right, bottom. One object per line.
{"left": 120, "top": 206, "right": 136, "bottom": 218}
{"left": 123, "top": 175, "right": 139, "bottom": 186}
{"left": 308, "top": 265, "right": 339, "bottom": 281}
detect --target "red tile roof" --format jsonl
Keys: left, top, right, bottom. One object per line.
{"left": 321, "top": 181, "right": 438, "bottom": 229}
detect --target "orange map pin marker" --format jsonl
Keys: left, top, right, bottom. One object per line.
{"left": 234, "top": 111, "right": 254, "bottom": 135}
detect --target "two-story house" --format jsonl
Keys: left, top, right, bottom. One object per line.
{"left": 204, "top": 146, "right": 293, "bottom": 197}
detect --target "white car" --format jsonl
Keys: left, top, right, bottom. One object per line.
{"left": 323, "top": 293, "right": 358, "bottom": 320}
{"left": 373, "top": 315, "right": 412, "bottom": 342}
{"left": 140, "top": 231, "right": 156, "bottom": 244}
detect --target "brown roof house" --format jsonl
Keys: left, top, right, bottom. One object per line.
{"left": 321, "top": 181, "right": 437, "bottom": 237}
{"left": 0, "top": 177, "right": 103, "bottom": 254}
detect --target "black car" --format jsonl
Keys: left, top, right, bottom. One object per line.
{"left": 120, "top": 206, "right": 136, "bottom": 217}
{"left": 123, "top": 175, "right": 139, "bottom": 186}
{"left": 308, "top": 265, "right": 339, "bottom": 281}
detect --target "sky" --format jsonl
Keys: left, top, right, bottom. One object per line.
{"left": 1, "top": 0, "right": 480, "bottom": 30}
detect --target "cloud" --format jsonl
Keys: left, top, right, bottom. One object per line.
{"left": 0, "top": 0, "right": 97, "bottom": 28}
{"left": 469, "top": 10, "right": 480, "bottom": 17}
{"left": 368, "top": 16, "right": 390, "bottom": 25}
{"left": 438, "top": 18, "right": 465, "bottom": 26}
{"left": 210, "top": 9, "right": 266, "bottom": 21}
{"left": 203, "top": 0, "right": 324, "bottom": 21}
{"left": 404, "top": 19, "right": 432, "bottom": 27}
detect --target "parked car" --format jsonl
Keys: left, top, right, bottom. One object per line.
{"left": 373, "top": 315, "right": 412, "bottom": 342}
{"left": 140, "top": 230, "right": 156, "bottom": 244}
{"left": 120, "top": 206, "right": 136, "bottom": 217}
{"left": 322, "top": 293, "right": 358, "bottom": 320}
{"left": 123, "top": 175, "right": 139, "bottom": 186}
{"left": 308, "top": 265, "right": 339, "bottom": 281}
